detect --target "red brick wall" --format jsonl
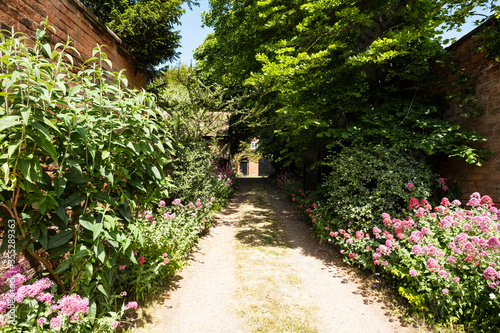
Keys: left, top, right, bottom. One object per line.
{"left": 0, "top": 0, "right": 144, "bottom": 89}
{"left": 439, "top": 24, "right": 500, "bottom": 202}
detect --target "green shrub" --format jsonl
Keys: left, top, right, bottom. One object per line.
{"left": 322, "top": 145, "right": 439, "bottom": 230}
{"left": 0, "top": 26, "right": 237, "bottom": 331}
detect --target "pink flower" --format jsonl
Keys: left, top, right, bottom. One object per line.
{"left": 442, "top": 289, "right": 449, "bottom": 294}
{"left": 50, "top": 316, "right": 62, "bottom": 328}
{"left": 119, "top": 265, "right": 126, "bottom": 270}
{"left": 406, "top": 183, "right": 414, "bottom": 191}
{"left": 427, "top": 258, "right": 440, "bottom": 272}
{"left": 440, "top": 197, "right": 451, "bottom": 206}
{"left": 487, "top": 236, "right": 500, "bottom": 249}
{"left": 125, "top": 302, "right": 138, "bottom": 310}
{"left": 52, "top": 294, "right": 89, "bottom": 321}
{"left": 37, "top": 317, "right": 46, "bottom": 326}
{"left": 453, "top": 277, "right": 460, "bottom": 283}
{"left": 484, "top": 267, "right": 500, "bottom": 280}
{"left": 122, "top": 292, "right": 127, "bottom": 296}
{"left": 36, "top": 292, "right": 54, "bottom": 304}
{"left": 437, "top": 177, "right": 447, "bottom": 185}
{"left": 112, "top": 321, "right": 119, "bottom": 328}
{"left": 138, "top": 256, "right": 146, "bottom": 265}
{"left": 159, "top": 200, "right": 166, "bottom": 207}
{"left": 409, "top": 198, "right": 420, "bottom": 210}
{"left": 172, "top": 199, "right": 181, "bottom": 206}
{"left": 210, "top": 197, "right": 216, "bottom": 202}
{"left": 409, "top": 269, "right": 419, "bottom": 277}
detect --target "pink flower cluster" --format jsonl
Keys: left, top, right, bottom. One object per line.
{"left": 50, "top": 294, "right": 89, "bottom": 322}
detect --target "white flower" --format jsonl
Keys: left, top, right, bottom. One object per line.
{"left": 490, "top": 293, "right": 497, "bottom": 300}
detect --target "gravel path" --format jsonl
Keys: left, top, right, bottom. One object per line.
{"left": 134, "top": 178, "right": 422, "bottom": 333}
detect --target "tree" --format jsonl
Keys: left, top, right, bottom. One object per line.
{"left": 195, "top": 0, "right": 499, "bottom": 166}
{"left": 83, "top": 0, "right": 198, "bottom": 74}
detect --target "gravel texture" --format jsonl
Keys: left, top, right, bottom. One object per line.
{"left": 134, "top": 178, "right": 423, "bottom": 333}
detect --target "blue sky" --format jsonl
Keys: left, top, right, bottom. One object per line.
{"left": 174, "top": 2, "right": 491, "bottom": 65}
{"left": 175, "top": 0, "right": 213, "bottom": 65}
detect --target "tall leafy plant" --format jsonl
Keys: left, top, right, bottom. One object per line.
{"left": 0, "top": 25, "right": 173, "bottom": 310}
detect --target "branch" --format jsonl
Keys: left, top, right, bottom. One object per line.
{"left": 26, "top": 247, "right": 66, "bottom": 293}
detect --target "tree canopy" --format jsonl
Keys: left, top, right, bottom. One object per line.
{"left": 83, "top": 0, "right": 198, "bottom": 74}
{"left": 195, "top": 0, "right": 499, "bottom": 167}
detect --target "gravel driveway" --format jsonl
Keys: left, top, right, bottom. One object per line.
{"left": 134, "top": 178, "right": 425, "bottom": 333}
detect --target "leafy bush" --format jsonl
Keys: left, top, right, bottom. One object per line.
{"left": 0, "top": 27, "right": 237, "bottom": 331}
{"left": 322, "top": 145, "right": 446, "bottom": 230}
{"left": 313, "top": 194, "right": 500, "bottom": 330}
{"left": 277, "top": 171, "right": 500, "bottom": 330}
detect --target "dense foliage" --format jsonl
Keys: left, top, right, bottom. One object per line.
{"left": 277, "top": 173, "right": 500, "bottom": 330}
{"left": 196, "top": 0, "right": 499, "bottom": 167}
{"left": 322, "top": 145, "right": 445, "bottom": 229}
{"left": 82, "top": 0, "right": 197, "bottom": 73}
{"left": 0, "top": 28, "right": 236, "bottom": 331}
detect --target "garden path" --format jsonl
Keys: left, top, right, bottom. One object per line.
{"left": 134, "top": 178, "right": 424, "bottom": 333}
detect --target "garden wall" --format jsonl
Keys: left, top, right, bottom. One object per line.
{"left": 0, "top": 0, "right": 144, "bottom": 89}
{"left": 439, "top": 22, "right": 500, "bottom": 202}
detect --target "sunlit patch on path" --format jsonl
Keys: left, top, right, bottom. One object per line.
{"left": 134, "top": 179, "right": 421, "bottom": 333}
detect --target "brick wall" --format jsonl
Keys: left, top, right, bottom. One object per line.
{"left": 439, "top": 22, "right": 500, "bottom": 202}
{"left": 0, "top": 0, "right": 144, "bottom": 89}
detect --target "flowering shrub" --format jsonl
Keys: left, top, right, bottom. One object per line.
{"left": 322, "top": 145, "right": 442, "bottom": 230}
{"left": 278, "top": 170, "right": 500, "bottom": 329}
{"left": 113, "top": 163, "right": 237, "bottom": 301}
{"left": 0, "top": 26, "right": 237, "bottom": 332}
{"left": 0, "top": 265, "right": 92, "bottom": 332}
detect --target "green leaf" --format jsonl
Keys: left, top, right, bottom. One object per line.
{"left": 54, "top": 260, "right": 71, "bottom": 274}
{"left": 47, "top": 230, "right": 73, "bottom": 249}
{"left": 55, "top": 204, "right": 69, "bottom": 226}
{"left": 97, "top": 284, "right": 110, "bottom": 299}
{"left": 93, "top": 191, "right": 116, "bottom": 206}
{"left": 0, "top": 115, "right": 20, "bottom": 132}
{"left": 79, "top": 214, "right": 95, "bottom": 231}
{"left": 63, "top": 191, "right": 86, "bottom": 207}
{"left": 95, "top": 242, "right": 106, "bottom": 263}
{"left": 53, "top": 176, "right": 67, "bottom": 197}
{"left": 93, "top": 223, "right": 103, "bottom": 241}
{"left": 151, "top": 165, "right": 162, "bottom": 180}
{"left": 20, "top": 106, "right": 31, "bottom": 125}
{"left": 39, "top": 224, "right": 48, "bottom": 249}
{"left": 18, "top": 158, "right": 32, "bottom": 182}
{"left": 88, "top": 300, "right": 97, "bottom": 324}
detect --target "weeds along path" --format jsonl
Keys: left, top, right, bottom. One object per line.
{"left": 134, "top": 178, "right": 421, "bottom": 333}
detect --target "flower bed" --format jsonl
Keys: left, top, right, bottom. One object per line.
{"left": 276, "top": 172, "right": 500, "bottom": 330}
{"left": 0, "top": 26, "right": 237, "bottom": 332}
